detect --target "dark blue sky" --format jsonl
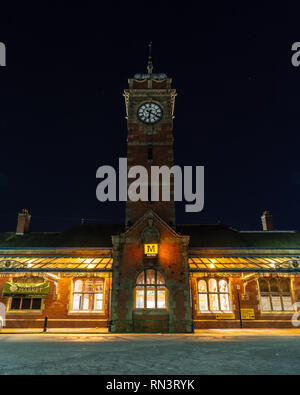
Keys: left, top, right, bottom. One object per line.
{"left": 0, "top": 2, "right": 300, "bottom": 232}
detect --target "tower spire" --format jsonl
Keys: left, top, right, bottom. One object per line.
{"left": 147, "top": 41, "right": 153, "bottom": 74}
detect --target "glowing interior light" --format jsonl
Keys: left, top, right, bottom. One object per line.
{"left": 84, "top": 258, "right": 93, "bottom": 264}
{"left": 209, "top": 263, "right": 215, "bottom": 269}
{"left": 27, "top": 263, "right": 33, "bottom": 268}
{"left": 87, "top": 264, "right": 96, "bottom": 269}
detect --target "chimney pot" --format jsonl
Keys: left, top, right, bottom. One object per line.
{"left": 16, "top": 209, "right": 31, "bottom": 235}
{"left": 261, "top": 210, "right": 274, "bottom": 231}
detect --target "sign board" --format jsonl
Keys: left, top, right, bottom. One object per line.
{"left": 240, "top": 308, "right": 255, "bottom": 320}
{"left": 216, "top": 313, "right": 235, "bottom": 320}
{"left": 2, "top": 282, "right": 49, "bottom": 298}
{"left": 144, "top": 244, "right": 158, "bottom": 257}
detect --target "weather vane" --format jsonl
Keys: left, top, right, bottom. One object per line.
{"left": 147, "top": 41, "right": 153, "bottom": 74}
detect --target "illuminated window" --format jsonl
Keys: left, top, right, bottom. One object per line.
{"left": 9, "top": 298, "right": 42, "bottom": 311}
{"left": 198, "top": 278, "right": 231, "bottom": 312}
{"left": 72, "top": 278, "right": 104, "bottom": 312}
{"left": 259, "top": 278, "right": 294, "bottom": 312}
{"left": 135, "top": 270, "right": 166, "bottom": 309}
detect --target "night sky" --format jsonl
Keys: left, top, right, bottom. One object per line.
{"left": 0, "top": 2, "right": 300, "bottom": 233}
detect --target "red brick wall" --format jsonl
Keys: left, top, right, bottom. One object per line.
{"left": 127, "top": 121, "right": 175, "bottom": 225}
{"left": 110, "top": 215, "right": 192, "bottom": 333}
{"left": 0, "top": 276, "right": 111, "bottom": 329}
{"left": 191, "top": 275, "right": 300, "bottom": 329}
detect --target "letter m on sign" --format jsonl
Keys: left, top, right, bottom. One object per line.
{"left": 144, "top": 244, "right": 158, "bottom": 256}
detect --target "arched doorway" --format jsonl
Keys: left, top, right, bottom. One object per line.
{"left": 132, "top": 269, "right": 169, "bottom": 332}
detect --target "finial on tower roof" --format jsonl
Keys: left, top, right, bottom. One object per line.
{"left": 147, "top": 41, "right": 153, "bottom": 74}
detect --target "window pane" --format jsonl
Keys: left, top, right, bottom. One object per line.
{"left": 209, "top": 294, "right": 219, "bottom": 311}
{"left": 32, "top": 298, "right": 41, "bottom": 310}
{"left": 84, "top": 279, "right": 93, "bottom": 292}
{"left": 199, "top": 293, "right": 208, "bottom": 311}
{"left": 282, "top": 295, "right": 294, "bottom": 311}
{"left": 270, "top": 278, "right": 279, "bottom": 293}
{"left": 208, "top": 279, "right": 218, "bottom": 292}
{"left": 220, "top": 293, "right": 230, "bottom": 311}
{"left": 74, "top": 280, "right": 83, "bottom": 292}
{"left": 261, "top": 295, "right": 272, "bottom": 311}
{"left": 83, "top": 294, "right": 93, "bottom": 310}
{"left": 95, "top": 280, "right": 104, "bottom": 292}
{"left": 136, "top": 272, "right": 144, "bottom": 285}
{"left": 198, "top": 280, "right": 207, "bottom": 292}
{"left": 271, "top": 295, "right": 282, "bottom": 311}
{"left": 157, "top": 289, "right": 166, "bottom": 308}
{"left": 21, "top": 298, "right": 31, "bottom": 310}
{"left": 72, "top": 294, "right": 82, "bottom": 310}
{"left": 259, "top": 280, "right": 269, "bottom": 293}
{"left": 11, "top": 298, "right": 21, "bottom": 310}
{"left": 146, "top": 270, "right": 155, "bottom": 285}
{"left": 280, "top": 279, "right": 290, "bottom": 293}
{"left": 157, "top": 271, "right": 165, "bottom": 285}
{"left": 94, "top": 293, "right": 103, "bottom": 311}
{"left": 146, "top": 288, "right": 155, "bottom": 308}
{"left": 219, "top": 280, "right": 228, "bottom": 293}
{"left": 136, "top": 288, "right": 144, "bottom": 308}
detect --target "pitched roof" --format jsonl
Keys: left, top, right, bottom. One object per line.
{"left": 0, "top": 224, "right": 124, "bottom": 248}
{"left": 0, "top": 222, "right": 299, "bottom": 249}
{"left": 176, "top": 224, "right": 300, "bottom": 248}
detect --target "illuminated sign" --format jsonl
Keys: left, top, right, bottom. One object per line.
{"left": 144, "top": 244, "right": 158, "bottom": 257}
{"left": 240, "top": 308, "right": 255, "bottom": 320}
{"left": 216, "top": 313, "right": 235, "bottom": 320}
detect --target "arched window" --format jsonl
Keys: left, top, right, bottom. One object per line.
{"left": 135, "top": 270, "right": 166, "bottom": 309}
{"left": 198, "top": 278, "right": 231, "bottom": 312}
{"left": 259, "top": 277, "right": 294, "bottom": 312}
{"left": 72, "top": 278, "right": 104, "bottom": 312}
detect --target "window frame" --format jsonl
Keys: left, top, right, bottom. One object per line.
{"left": 69, "top": 277, "right": 105, "bottom": 314}
{"left": 197, "top": 277, "right": 232, "bottom": 313}
{"left": 135, "top": 269, "right": 167, "bottom": 310}
{"left": 258, "top": 277, "right": 295, "bottom": 313}
{"left": 7, "top": 297, "right": 43, "bottom": 313}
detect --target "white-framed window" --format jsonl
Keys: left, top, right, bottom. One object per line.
{"left": 71, "top": 278, "right": 104, "bottom": 312}
{"left": 135, "top": 269, "right": 166, "bottom": 309}
{"left": 259, "top": 278, "right": 294, "bottom": 312}
{"left": 198, "top": 278, "right": 231, "bottom": 313}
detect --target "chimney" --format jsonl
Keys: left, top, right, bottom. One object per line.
{"left": 261, "top": 211, "right": 274, "bottom": 231}
{"left": 16, "top": 209, "right": 31, "bottom": 235}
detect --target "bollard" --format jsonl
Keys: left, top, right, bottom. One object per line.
{"left": 43, "top": 316, "right": 48, "bottom": 333}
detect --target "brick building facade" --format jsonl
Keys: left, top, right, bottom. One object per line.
{"left": 0, "top": 64, "right": 300, "bottom": 332}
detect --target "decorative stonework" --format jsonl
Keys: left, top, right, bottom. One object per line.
{"left": 141, "top": 217, "right": 160, "bottom": 243}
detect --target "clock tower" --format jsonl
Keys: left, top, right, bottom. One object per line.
{"left": 124, "top": 44, "right": 177, "bottom": 226}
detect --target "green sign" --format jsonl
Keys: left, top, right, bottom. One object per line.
{"left": 2, "top": 282, "right": 49, "bottom": 298}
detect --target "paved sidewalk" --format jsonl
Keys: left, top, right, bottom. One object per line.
{"left": 0, "top": 331, "right": 300, "bottom": 374}
{"left": 1, "top": 328, "right": 300, "bottom": 335}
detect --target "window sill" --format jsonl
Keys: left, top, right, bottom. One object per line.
{"left": 7, "top": 310, "right": 43, "bottom": 315}
{"left": 260, "top": 310, "right": 295, "bottom": 314}
{"left": 68, "top": 311, "right": 104, "bottom": 315}
{"left": 198, "top": 310, "right": 233, "bottom": 314}
{"left": 133, "top": 309, "right": 168, "bottom": 314}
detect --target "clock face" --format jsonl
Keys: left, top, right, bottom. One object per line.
{"left": 137, "top": 103, "right": 162, "bottom": 124}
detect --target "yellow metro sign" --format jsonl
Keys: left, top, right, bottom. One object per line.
{"left": 144, "top": 244, "right": 158, "bottom": 257}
